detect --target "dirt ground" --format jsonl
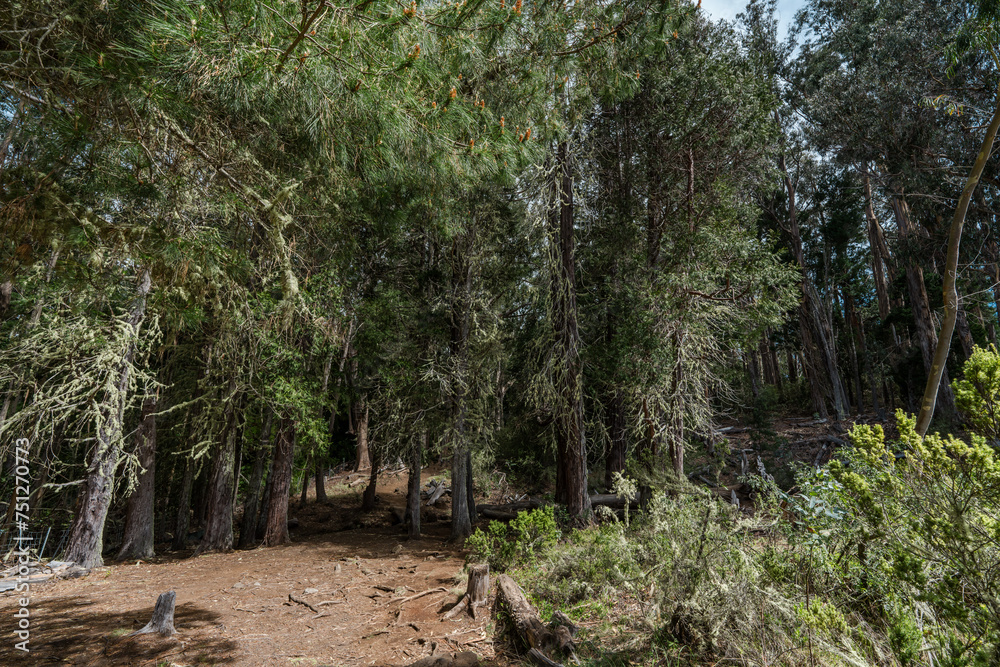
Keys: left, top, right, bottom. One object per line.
{"left": 0, "top": 467, "right": 497, "bottom": 667}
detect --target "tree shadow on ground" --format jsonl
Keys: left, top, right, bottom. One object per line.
{"left": 0, "top": 595, "right": 238, "bottom": 666}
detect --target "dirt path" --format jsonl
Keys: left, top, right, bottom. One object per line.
{"left": 0, "top": 470, "right": 493, "bottom": 667}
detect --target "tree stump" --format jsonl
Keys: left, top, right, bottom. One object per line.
{"left": 494, "top": 574, "right": 575, "bottom": 663}
{"left": 443, "top": 563, "right": 489, "bottom": 620}
{"left": 131, "top": 591, "right": 177, "bottom": 637}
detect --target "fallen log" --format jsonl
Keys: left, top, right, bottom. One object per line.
{"left": 494, "top": 574, "right": 575, "bottom": 664}
{"left": 427, "top": 482, "right": 449, "bottom": 506}
{"left": 588, "top": 494, "right": 638, "bottom": 510}
{"left": 131, "top": 591, "right": 176, "bottom": 637}
{"left": 789, "top": 436, "right": 847, "bottom": 448}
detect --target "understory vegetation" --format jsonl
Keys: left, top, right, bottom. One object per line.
{"left": 471, "top": 349, "right": 1000, "bottom": 666}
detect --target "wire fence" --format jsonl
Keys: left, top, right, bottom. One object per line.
{"left": 0, "top": 527, "right": 70, "bottom": 562}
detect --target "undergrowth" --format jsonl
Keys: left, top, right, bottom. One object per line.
{"left": 467, "top": 346, "right": 1000, "bottom": 667}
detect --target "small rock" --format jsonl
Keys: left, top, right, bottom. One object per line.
{"left": 304, "top": 587, "right": 319, "bottom": 595}
{"left": 334, "top": 564, "right": 342, "bottom": 574}
{"left": 232, "top": 582, "right": 246, "bottom": 590}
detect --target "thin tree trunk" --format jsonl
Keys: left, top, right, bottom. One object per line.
{"left": 604, "top": 390, "right": 626, "bottom": 489}
{"left": 353, "top": 400, "right": 370, "bottom": 471}
{"left": 449, "top": 226, "right": 475, "bottom": 540}
{"left": 256, "top": 449, "right": 275, "bottom": 541}
{"left": 786, "top": 348, "right": 798, "bottom": 383}
{"left": 892, "top": 195, "right": 957, "bottom": 428}
{"left": 778, "top": 153, "right": 846, "bottom": 418}
{"left": 550, "top": 141, "right": 590, "bottom": 523}
{"left": 917, "top": 88, "right": 1000, "bottom": 434}
{"left": 263, "top": 416, "right": 295, "bottom": 546}
{"left": 299, "top": 451, "right": 312, "bottom": 506}
{"left": 117, "top": 395, "right": 158, "bottom": 560}
{"left": 314, "top": 459, "right": 327, "bottom": 503}
{"left": 362, "top": 444, "right": 381, "bottom": 513}
{"left": 955, "top": 308, "right": 975, "bottom": 363}
{"left": 64, "top": 269, "right": 151, "bottom": 569}
{"left": 172, "top": 455, "right": 196, "bottom": 551}
{"left": 465, "top": 448, "right": 477, "bottom": 525}
{"left": 238, "top": 408, "right": 273, "bottom": 549}
{"left": 406, "top": 433, "right": 423, "bottom": 539}
{"left": 196, "top": 386, "right": 239, "bottom": 555}
{"left": 862, "top": 168, "right": 892, "bottom": 320}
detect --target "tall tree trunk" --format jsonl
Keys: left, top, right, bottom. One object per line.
{"left": 196, "top": 386, "right": 239, "bottom": 555}
{"left": 862, "top": 168, "right": 892, "bottom": 320}
{"left": 238, "top": 408, "right": 273, "bottom": 549}
{"left": 767, "top": 336, "right": 783, "bottom": 391}
{"left": 449, "top": 227, "right": 475, "bottom": 540}
{"left": 550, "top": 142, "right": 590, "bottom": 522}
{"left": 892, "top": 194, "right": 957, "bottom": 428}
{"left": 299, "top": 451, "right": 312, "bottom": 506}
{"left": 406, "top": 433, "right": 423, "bottom": 539}
{"left": 263, "top": 416, "right": 295, "bottom": 546}
{"left": 172, "top": 455, "right": 195, "bottom": 551}
{"left": 256, "top": 450, "right": 275, "bottom": 541}
{"left": 747, "top": 350, "right": 762, "bottom": 399}
{"left": 64, "top": 269, "right": 151, "bottom": 569}
{"left": 314, "top": 459, "right": 327, "bottom": 504}
{"left": 465, "top": 448, "right": 477, "bottom": 525}
{"left": 778, "top": 154, "right": 847, "bottom": 419}
{"left": 353, "top": 400, "right": 370, "bottom": 471}
{"left": 362, "top": 444, "right": 381, "bottom": 513}
{"left": 955, "top": 308, "right": 975, "bottom": 363}
{"left": 604, "top": 390, "right": 626, "bottom": 490}
{"left": 116, "top": 395, "right": 158, "bottom": 560}
{"left": 916, "top": 87, "right": 1000, "bottom": 433}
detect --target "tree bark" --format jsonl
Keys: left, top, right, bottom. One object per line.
{"left": 917, "top": 88, "right": 1000, "bottom": 434}
{"left": 465, "top": 448, "right": 477, "bottom": 525}
{"left": 406, "top": 433, "right": 423, "bottom": 539}
{"left": 862, "top": 168, "right": 892, "bottom": 320}
{"left": 362, "top": 442, "right": 381, "bottom": 513}
{"left": 131, "top": 591, "right": 176, "bottom": 637}
{"left": 449, "top": 227, "right": 475, "bottom": 540}
{"left": 778, "top": 153, "right": 847, "bottom": 419}
{"left": 172, "top": 456, "right": 195, "bottom": 551}
{"left": 353, "top": 400, "right": 370, "bottom": 471}
{"left": 299, "top": 451, "right": 312, "bottom": 506}
{"left": 263, "top": 416, "right": 295, "bottom": 547}
{"left": 64, "top": 269, "right": 151, "bottom": 569}
{"left": 196, "top": 387, "right": 239, "bottom": 555}
{"left": 117, "top": 395, "right": 158, "bottom": 560}
{"left": 238, "top": 408, "right": 273, "bottom": 549}
{"left": 892, "top": 194, "right": 957, "bottom": 429}
{"left": 550, "top": 142, "right": 590, "bottom": 523}
{"left": 604, "top": 390, "right": 626, "bottom": 490}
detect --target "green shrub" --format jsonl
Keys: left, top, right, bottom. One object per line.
{"left": 830, "top": 406, "right": 1000, "bottom": 663}
{"left": 465, "top": 505, "right": 560, "bottom": 571}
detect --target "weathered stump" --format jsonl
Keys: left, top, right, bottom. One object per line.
{"left": 443, "top": 563, "right": 490, "bottom": 620}
{"left": 131, "top": 591, "right": 176, "bottom": 637}
{"left": 494, "top": 574, "right": 576, "bottom": 664}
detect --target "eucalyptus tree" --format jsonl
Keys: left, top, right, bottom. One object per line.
{"left": 793, "top": 0, "right": 1000, "bottom": 426}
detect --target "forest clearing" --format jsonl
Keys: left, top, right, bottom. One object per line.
{"left": 3, "top": 0, "right": 1000, "bottom": 665}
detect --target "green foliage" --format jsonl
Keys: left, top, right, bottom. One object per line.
{"left": 465, "top": 506, "right": 560, "bottom": 572}
{"left": 953, "top": 344, "right": 1000, "bottom": 440}
{"left": 825, "top": 366, "right": 1000, "bottom": 663}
